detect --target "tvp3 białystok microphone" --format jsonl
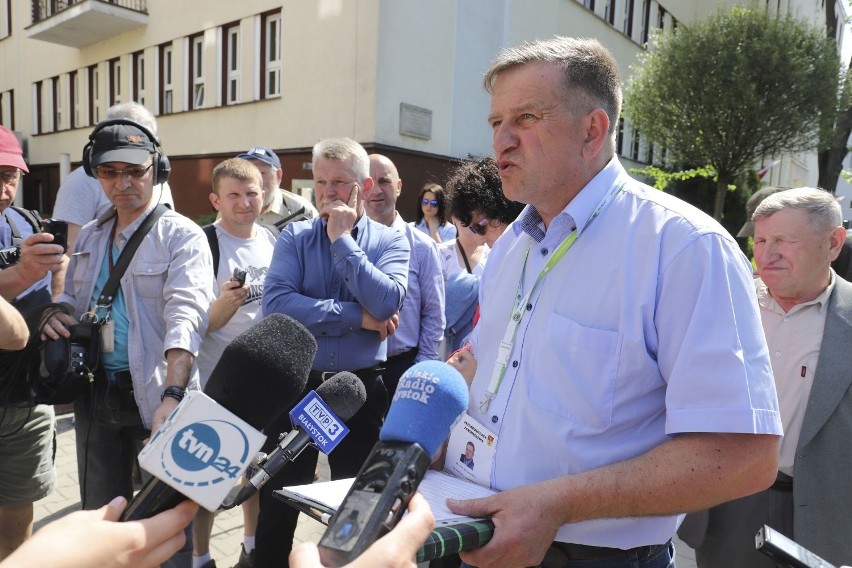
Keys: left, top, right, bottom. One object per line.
{"left": 120, "top": 313, "right": 316, "bottom": 520}
{"left": 318, "top": 360, "right": 469, "bottom": 566}
{"left": 223, "top": 371, "right": 366, "bottom": 508}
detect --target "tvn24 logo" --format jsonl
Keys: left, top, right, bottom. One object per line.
{"left": 160, "top": 420, "right": 253, "bottom": 488}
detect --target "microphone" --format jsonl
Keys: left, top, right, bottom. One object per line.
{"left": 222, "top": 371, "right": 366, "bottom": 509}
{"left": 119, "top": 313, "right": 316, "bottom": 520}
{"left": 318, "top": 361, "right": 469, "bottom": 566}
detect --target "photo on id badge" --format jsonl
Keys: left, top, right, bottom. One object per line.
{"left": 446, "top": 414, "right": 497, "bottom": 487}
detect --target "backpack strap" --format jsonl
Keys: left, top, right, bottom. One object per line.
{"left": 5, "top": 207, "right": 43, "bottom": 246}
{"left": 202, "top": 224, "right": 220, "bottom": 278}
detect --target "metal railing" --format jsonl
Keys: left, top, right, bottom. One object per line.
{"left": 31, "top": 0, "right": 148, "bottom": 24}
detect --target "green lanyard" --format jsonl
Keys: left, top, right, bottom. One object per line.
{"left": 478, "top": 180, "right": 625, "bottom": 414}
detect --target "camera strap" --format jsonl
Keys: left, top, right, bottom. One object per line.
{"left": 94, "top": 204, "right": 168, "bottom": 316}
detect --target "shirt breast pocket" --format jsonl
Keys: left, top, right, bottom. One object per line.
{"left": 133, "top": 261, "right": 169, "bottom": 299}
{"left": 70, "top": 251, "right": 91, "bottom": 295}
{"left": 527, "top": 312, "right": 621, "bottom": 431}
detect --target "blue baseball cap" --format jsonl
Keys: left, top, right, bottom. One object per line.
{"left": 237, "top": 146, "right": 281, "bottom": 169}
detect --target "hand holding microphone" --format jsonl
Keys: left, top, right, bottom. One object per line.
{"left": 318, "top": 361, "right": 469, "bottom": 567}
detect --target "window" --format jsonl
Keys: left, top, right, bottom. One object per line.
{"left": 631, "top": 127, "right": 641, "bottom": 161}
{"left": 0, "top": 0, "right": 11, "bottom": 39}
{"left": 189, "top": 33, "right": 205, "bottom": 109}
{"left": 69, "top": 70, "right": 79, "bottom": 129}
{"left": 159, "top": 43, "right": 174, "bottom": 114}
{"left": 657, "top": 6, "right": 666, "bottom": 30}
{"left": 640, "top": 0, "right": 651, "bottom": 45}
{"left": 109, "top": 58, "right": 121, "bottom": 106}
{"left": 0, "top": 90, "right": 14, "bottom": 130}
{"left": 604, "top": 0, "right": 615, "bottom": 26}
{"left": 133, "top": 51, "right": 145, "bottom": 106}
{"left": 222, "top": 22, "right": 240, "bottom": 105}
{"left": 52, "top": 75, "right": 62, "bottom": 131}
{"left": 616, "top": 117, "right": 624, "bottom": 156}
{"left": 261, "top": 12, "right": 282, "bottom": 98}
{"left": 622, "top": 0, "right": 634, "bottom": 37}
{"left": 88, "top": 64, "right": 100, "bottom": 125}
{"left": 33, "top": 81, "right": 42, "bottom": 134}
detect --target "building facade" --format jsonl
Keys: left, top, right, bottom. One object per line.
{"left": 0, "top": 0, "right": 844, "bottom": 221}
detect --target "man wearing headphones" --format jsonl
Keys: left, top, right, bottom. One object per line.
{"left": 44, "top": 119, "right": 214, "bottom": 567}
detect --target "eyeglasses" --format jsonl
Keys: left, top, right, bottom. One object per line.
{"left": 94, "top": 163, "right": 154, "bottom": 180}
{"left": 469, "top": 217, "right": 490, "bottom": 236}
{"left": 0, "top": 170, "right": 21, "bottom": 186}
{"left": 421, "top": 198, "right": 439, "bottom": 207}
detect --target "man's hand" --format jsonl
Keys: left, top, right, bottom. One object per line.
{"left": 41, "top": 309, "right": 76, "bottom": 341}
{"left": 447, "top": 481, "right": 565, "bottom": 568}
{"left": 289, "top": 493, "right": 434, "bottom": 568}
{"left": 326, "top": 184, "right": 360, "bottom": 242}
{"left": 207, "top": 278, "right": 248, "bottom": 333}
{"left": 151, "top": 396, "right": 180, "bottom": 436}
{"left": 446, "top": 346, "right": 477, "bottom": 387}
{"left": 0, "top": 496, "right": 197, "bottom": 568}
{"left": 17, "top": 232, "right": 65, "bottom": 284}
{"left": 361, "top": 308, "right": 396, "bottom": 340}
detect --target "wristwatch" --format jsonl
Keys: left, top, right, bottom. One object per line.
{"left": 160, "top": 385, "right": 186, "bottom": 403}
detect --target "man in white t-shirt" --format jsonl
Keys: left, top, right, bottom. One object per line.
{"left": 237, "top": 146, "right": 317, "bottom": 228}
{"left": 192, "top": 158, "right": 277, "bottom": 568}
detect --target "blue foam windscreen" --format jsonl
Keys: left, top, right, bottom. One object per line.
{"left": 380, "top": 360, "right": 469, "bottom": 456}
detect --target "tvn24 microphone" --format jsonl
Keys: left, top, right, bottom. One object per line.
{"left": 119, "top": 313, "right": 316, "bottom": 521}
{"left": 222, "top": 371, "right": 367, "bottom": 509}
{"left": 318, "top": 360, "right": 469, "bottom": 566}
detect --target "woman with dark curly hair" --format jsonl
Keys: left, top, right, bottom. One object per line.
{"left": 446, "top": 156, "right": 524, "bottom": 248}
{"left": 437, "top": 157, "right": 524, "bottom": 357}
{"left": 413, "top": 183, "right": 457, "bottom": 243}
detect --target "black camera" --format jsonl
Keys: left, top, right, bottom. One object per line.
{"left": 0, "top": 246, "right": 20, "bottom": 268}
{"left": 233, "top": 267, "right": 248, "bottom": 287}
{"left": 42, "top": 218, "right": 68, "bottom": 252}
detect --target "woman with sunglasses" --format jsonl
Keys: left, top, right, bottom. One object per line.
{"left": 413, "top": 183, "right": 456, "bottom": 243}
{"left": 437, "top": 157, "right": 524, "bottom": 359}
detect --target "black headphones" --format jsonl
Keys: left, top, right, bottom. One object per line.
{"left": 82, "top": 118, "right": 171, "bottom": 185}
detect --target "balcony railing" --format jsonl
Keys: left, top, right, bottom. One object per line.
{"left": 31, "top": 0, "right": 147, "bottom": 25}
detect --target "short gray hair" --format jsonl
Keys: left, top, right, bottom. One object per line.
{"left": 312, "top": 138, "right": 370, "bottom": 181}
{"left": 753, "top": 187, "right": 842, "bottom": 231}
{"left": 484, "top": 36, "right": 622, "bottom": 139}
{"left": 105, "top": 101, "right": 158, "bottom": 134}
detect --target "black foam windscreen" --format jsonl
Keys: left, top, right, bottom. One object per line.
{"left": 315, "top": 372, "right": 367, "bottom": 422}
{"left": 204, "top": 313, "right": 316, "bottom": 430}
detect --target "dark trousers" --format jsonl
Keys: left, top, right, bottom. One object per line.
{"left": 74, "top": 373, "right": 192, "bottom": 568}
{"left": 254, "top": 371, "right": 389, "bottom": 568}
{"left": 382, "top": 347, "right": 418, "bottom": 400}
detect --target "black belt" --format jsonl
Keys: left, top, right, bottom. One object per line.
{"left": 547, "top": 540, "right": 668, "bottom": 562}
{"left": 771, "top": 471, "right": 793, "bottom": 491}
{"left": 309, "top": 366, "right": 384, "bottom": 382}
{"left": 386, "top": 348, "right": 417, "bottom": 363}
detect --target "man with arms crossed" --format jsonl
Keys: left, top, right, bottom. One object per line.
{"left": 446, "top": 37, "right": 782, "bottom": 568}
{"left": 261, "top": 138, "right": 408, "bottom": 568}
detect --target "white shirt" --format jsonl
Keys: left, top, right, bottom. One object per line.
{"left": 197, "top": 222, "right": 277, "bottom": 388}
{"left": 757, "top": 274, "right": 832, "bottom": 476}
{"left": 467, "top": 157, "right": 781, "bottom": 548}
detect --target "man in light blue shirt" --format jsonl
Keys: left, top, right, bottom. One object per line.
{"left": 260, "top": 138, "right": 409, "bottom": 568}
{"left": 366, "top": 153, "right": 445, "bottom": 396}
{"left": 446, "top": 37, "right": 782, "bottom": 568}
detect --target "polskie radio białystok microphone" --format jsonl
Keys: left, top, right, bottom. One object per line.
{"left": 318, "top": 360, "right": 469, "bottom": 566}
{"left": 120, "top": 313, "right": 316, "bottom": 520}
{"left": 223, "top": 371, "right": 366, "bottom": 509}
